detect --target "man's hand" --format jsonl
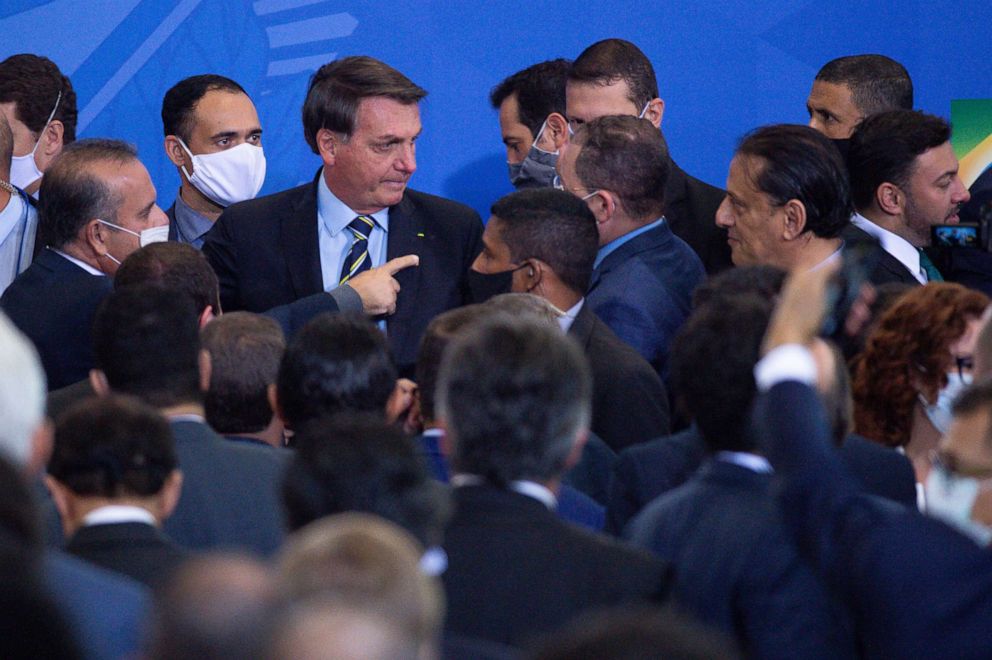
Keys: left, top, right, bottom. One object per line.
{"left": 762, "top": 260, "right": 840, "bottom": 355}
{"left": 347, "top": 254, "right": 419, "bottom": 316}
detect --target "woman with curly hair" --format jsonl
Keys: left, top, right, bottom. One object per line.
{"left": 852, "top": 283, "right": 989, "bottom": 482}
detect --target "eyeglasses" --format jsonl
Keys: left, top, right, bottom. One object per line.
{"left": 955, "top": 356, "right": 975, "bottom": 379}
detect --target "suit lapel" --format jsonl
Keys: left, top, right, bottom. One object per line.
{"left": 385, "top": 194, "right": 423, "bottom": 345}
{"left": 279, "top": 177, "right": 323, "bottom": 298}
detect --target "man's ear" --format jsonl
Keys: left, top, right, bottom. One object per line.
{"left": 876, "top": 182, "right": 904, "bottom": 216}
{"left": 44, "top": 476, "right": 75, "bottom": 537}
{"left": 89, "top": 369, "right": 111, "bottom": 397}
{"left": 198, "top": 349, "right": 212, "bottom": 392}
{"left": 781, "top": 199, "right": 808, "bottom": 241}
{"left": 197, "top": 306, "right": 215, "bottom": 330}
{"left": 316, "top": 128, "right": 339, "bottom": 166}
{"left": 27, "top": 420, "right": 53, "bottom": 478}
{"left": 643, "top": 98, "right": 665, "bottom": 129}
{"left": 563, "top": 428, "right": 589, "bottom": 473}
{"left": 158, "top": 470, "right": 184, "bottom": 522}
{"left": 586, "top": 190, "right": 616, "bottom": 226}
{"left": 39, "top": 120, "right": 65, "bottom": 158}
{"left": 82, "top": 218, "right": 109, "bottom": 254}
{"left": 518, "top": 258, "right": 543, "bottom": 294}
{"left": 543, "top": 113, "right": 569, "bottom": 152}
{"left": 268, "top": 383, "right": 288, "bottom": 427}
{"left": 164, "top": 135, "right": 190, "bottom": 169}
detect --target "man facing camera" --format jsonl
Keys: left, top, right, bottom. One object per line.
{"left": 203, "top": 56, "right": 483, "bottom": 373}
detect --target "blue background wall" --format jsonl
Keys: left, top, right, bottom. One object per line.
{"left": 2, "top": 0, "right": 990, "bottom": 218}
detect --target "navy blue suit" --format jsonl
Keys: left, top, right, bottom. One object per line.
{"left": 202, "top": 178, "right": 483, "bottom": 373}
{"left": 66, "top": 522, "right": 189, "bottom": 590}
{"left": 756, "top": 380, "right": 992, "bottom": 659}
{"left": 165, "top": 420, "right": 288, "bottom": 557}
{"left": 586, "top": 221, "right": 704, "bottom": 377}
{"left": 1, "top": 249, "right": 112, "bottom": 390}
{"left": 664, "top": 161, "right": 731, "bottom": 275}
{"left": 627, "top": 459, "right": 854, "bottom": 658}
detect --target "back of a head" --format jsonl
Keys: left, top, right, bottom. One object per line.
{"left": 282, "top": 413, "right": 449, "bottom": 548}
{"left": 0, "top": 312, "right": 46, "bottom": 468}
{"left": 490, "top": 188, "right": 599, "bottom": 294}
{"left": 302, "top": 55, "right": 427, "bottom": 153}
{"left": 162, "top": 74, "right": 248, "bottom": 142}
{"left": 438, "top": 315, "right": 591, "bottom": 486}
{"left": 569, "top": 39, "right": 659, "bottom": 108}
{"left": 691, "top": 265, "right": 786, "bottom": 310}
{"left": 278, "top": 513, "right": 444, "bottom": 651}
{"left": 415, "top": 305, "right": 489, "bottom": 425}
{"left": 816, "top": 54, "right": 913, "bottom": 116}
{"left": 92, "top": 284, "right": 201, "bottom": 409}
{"left": 669, "top": 295, "right": 774, "bottom": 453}
{"left": 277, "top": 313, "right": 397, "bottom": 430}
{"left": 573, "top": 115, "right": 670, "bottom": 220}
{"left": 202, "top": 312, "right": 285, "bottom": 435}
{"left": 0, "top": 53, "right": 78, "bottom": 142}
{"left": 48, "top": 395, "right": 176, "bottom": 499}
{"left": 487, "top": 293, "right": 563, "bottom": 328}
{"left": 490, "top": 59, "right": 571, "bottom": 137}
{"left": 735, "top": 124, "right": 852, "bottom": 239}
{"left": 848, "top": 109, "right": 950, "bottom": 211}
{"left": 116, "top": 242, "right": 221, "bottom": 316}
{"left": 37, "top": 138, "right": 137, "bottom": 249}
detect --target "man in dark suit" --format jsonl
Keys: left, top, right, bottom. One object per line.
{"left": 846, "top": 110, "right": 971, "bottom": 286}
{"left": 565, "top": 39, "right": 728, "bottom": 274}
{"left": 90, "top": 284, "right": 288, "bottom": 556}
{"left": 557, "top": 115, "right": 705, "bottom": 377}
{"left": 203, "top": 56, "right": 483, "bottom": 374}
{"left": 46, "top": 396, "right": 189, "bottom": 590}
{"left": 626, "top": 295, "right": 854, "bottom": 657}
{"left": 467, "top": 187, "right": 669, "bottom": 451}
{"left": 437, "top": 314, "right": 668, "bottom": 648}
{"left": 754, "top": 263, "right": 992, "bottom": 659}
{"left": 1, "top": 139, "right": 169, "bottom": 389}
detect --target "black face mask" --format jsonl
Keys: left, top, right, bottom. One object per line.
{"left": 467, "top": 266, "right": 524, "bottom": 303}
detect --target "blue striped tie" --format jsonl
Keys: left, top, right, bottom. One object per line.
{"left": 340, "top": 215, "right": 375, "bottom": 285}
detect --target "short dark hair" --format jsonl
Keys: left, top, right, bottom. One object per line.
{"left": 202, "top": 312, "right": 285, "bottom": 435}
{"left": 415, "top": 305, "right": 488, "bottom": 425}
{"left": 302, "top": 56, "right": 427, "bottom": 154}
{"left": 92, "top": 284, "right": 202, "bottom": 409}
{"left": 161, "top": 74, "right": 248, "bottom": 142}
{"left": 568, "top": 39, "right": 659, "bottom": 109}
{"left": 115, "top": 242, "right": 221, "bottom": 316}
{"left": 438, "top": 315, "right": 591, "bottom": 486}
{"left": 0, "top": 54, "right": 77, "bottom": 142}
{"left": 815, "top": 54, "right": 913, "bottom": 116}
{"left": 848, "top": 110, "right": 951, "bottom": 211}
{"left": 735, "top": 124, "right": 852, "bottom": 239}
{"left": 572, "top": 115, "right": 670, "bottom": 219}
{"left": 490, "top": 188, "right": 599, "bottom": 293}
{"left": 691, "top": 265, "right": 786, "bottom": 310}
{"left": 37, "top": 139, "right": 137, "bottom": 249}
{"left": 277, "top": 313, "right": 397, "bottom": 430}
{"left": 490, "top": 59, "right": 571, "bottom": 138}
{"left": 669, "top": 295, "right": 773, "bottom": 453}
{"left": 282, "top": 413, "right": 450, "bottom": 547}
{"left": 48, "top": 395, "right": 176, "bottom": 498}
{"left": 0, "top": 113, "right": 13, "bottom": 176}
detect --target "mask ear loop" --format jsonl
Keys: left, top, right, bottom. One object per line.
{"left": 29, "top": 90, "right": 63, "bottom": 157}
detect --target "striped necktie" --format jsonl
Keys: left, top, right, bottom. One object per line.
{"left": 340, "top": 215, "right": 376, "bottom": 285}
{"left": 918, "top": 248, "right": 944, "bottom": 283}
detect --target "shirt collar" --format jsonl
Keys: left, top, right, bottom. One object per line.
{"left": 852, "top": 212, "right": 924, "bottom": 284}
{"left": 173, "top": 189, "right": 217, "bottom": 244}
{"left": 317, "top": 168, "right": 389, "bottom": 236}
{"left": 809, "top": 243, "right": 844, "bottom": 272}
{"left": 52, "top": 249, "right": 105, "bottom": 276}
{"left": 82, "top": 505, "right": 156, "bottom": 527}
{"left": 594, "top": 217, "right": 665, "bottom": 269}
{"left": 0, "top": 190, "right": 26, "bottom": 246}
{"left": 715, "top": 451, "right": 773, "bottom": 474}
{"left": 451, "top": 473, "right": 558, "bottom": 510}
{"left": 558, "top": 298, "right": 584, "bottom": 333}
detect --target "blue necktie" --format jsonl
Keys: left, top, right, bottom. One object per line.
{"left": 918, "top": 249, "right": 944, "bottom": 283}
{"left": 340, "top": 215, "right": 375, "bottom": 285}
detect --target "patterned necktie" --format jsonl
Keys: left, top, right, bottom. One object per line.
{"left": 340, "top": 215, "right": 376, "bottom": 285}
{"left": 918, "top": 248, "right": 944, "bottom": 283}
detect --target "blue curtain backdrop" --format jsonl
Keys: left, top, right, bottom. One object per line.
{"left": 2, "top": 0, "right": 990, "bottom": 218}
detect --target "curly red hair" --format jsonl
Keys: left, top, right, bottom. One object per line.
{"left": 851, "top": 282, "right": 989, "bottom": 448}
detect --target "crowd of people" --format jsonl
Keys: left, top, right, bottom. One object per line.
{"left": 0, "top": 36, "right": 990, "bottom": 659}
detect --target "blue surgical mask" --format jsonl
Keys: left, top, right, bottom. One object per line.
{"left": 920, "top": 372, "right": 972, "bottom": 435}
{"left": 508, "top": 120, "right": 558, "bottom": 190}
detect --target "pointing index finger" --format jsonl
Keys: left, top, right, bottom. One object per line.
{"left": 383, "top": 254, "right": 419, "bottom": 275}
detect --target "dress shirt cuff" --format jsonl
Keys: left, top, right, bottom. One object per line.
{"left": 328, "top": 284, "right": 363, "bottom": 313}
{"left": 754, "top": 344, "right": 818, "bottom": 392}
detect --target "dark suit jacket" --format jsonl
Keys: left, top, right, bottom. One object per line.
{"left": 626, "top": 460, "right": 854, "bottom": 658}
{"left": 165, "top": 420, "right": 289, "bottom": 557}
{"left": 606, "top": 427, "right": 916, "bottom": 535}
{"left": 664, "top": 161, "right": 731, "bottom": 274}
{"left": 44, "top": 550, "right": 150, "bottom": 660}
{"left": 202, "top": 178, "right": 483, "bottom": 372}
{"left": 442, "top": 485, "right": 668, "bottom": 648}
{"left": 586, "top": 221, "right": 705, "bottom": 377}
{"left": 1, "top": 248, "right": 112, "bottom": 389}
{"left": 567, "top": 302, "right": 670, "bottom": 452}
{"left": 66, "top": 521, "right": 189, "bottom": 590}
{"left": 842, "top": 224, "right": 920, "bottom": 287}
{"left": 755, "top": 380, "right": 992, "bottom": 659}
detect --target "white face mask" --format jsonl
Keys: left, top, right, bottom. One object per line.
{"left": 178, "top": 139, "right": 266, "bottom": 208}
{"left": 919, "top": 372, "right": 973, "bottom": 435}
{"left": 9, "top": 90, "right": 62, "bottom": 194}
{"left": 98, "top": 219, "right": 169, "bottom": 248}
{"left": 924, "top": 467, "right": 992, "bottom": 545}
